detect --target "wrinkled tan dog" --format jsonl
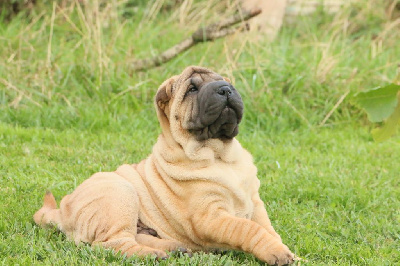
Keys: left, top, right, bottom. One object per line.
{"left": 34, "top": 66, "right": 295, "bottom": 265}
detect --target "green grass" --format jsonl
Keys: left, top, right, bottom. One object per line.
{"left": 1, "top": 0, "right": 400, "bottom": 264}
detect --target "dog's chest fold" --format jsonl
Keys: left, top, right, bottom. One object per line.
{"left": 221, "top": 162, "right": 257, "bottom": 219}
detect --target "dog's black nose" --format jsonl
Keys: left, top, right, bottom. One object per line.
{"left": 216, "top": 86, "right": 232, "bottom": 97}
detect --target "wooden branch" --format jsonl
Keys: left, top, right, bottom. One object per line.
{"left": 131, "top": 38, "right": 194, "bottom": 71}
{"left": 130, "top": 9, "right": 261, "bottom": 71}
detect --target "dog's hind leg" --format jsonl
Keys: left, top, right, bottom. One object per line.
{"left": 34, "top": 174, "right": 169, "bottom": 259}
{"left": 136, "top": 234, "right": 190, "bottom": 254}
{"left": 33, "top": 191, "right": 63, "bottom": 230}
{"left": 95, "top": 231, "right": 168, "bottom": 259}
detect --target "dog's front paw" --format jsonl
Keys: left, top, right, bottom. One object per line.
{"left": 260, "top": 243, "right": 295, "bottom": 265}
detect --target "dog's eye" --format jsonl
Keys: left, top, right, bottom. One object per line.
{"left": 188, "top": 84, "right": 198, "bottom": 93}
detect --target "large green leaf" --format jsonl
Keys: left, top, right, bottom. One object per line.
{"left": 355, "top": 84, "right": 400, "bottom": 122}
{"left": 371, "top": 93, "right": 400, "bottom": 142}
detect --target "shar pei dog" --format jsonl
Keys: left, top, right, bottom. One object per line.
{"left": 34, "top": 66, "right": 295, "bottom": 265}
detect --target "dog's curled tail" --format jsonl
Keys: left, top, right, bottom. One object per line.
{"left": 33, "top": 191, "right": 62, "bottom": 229}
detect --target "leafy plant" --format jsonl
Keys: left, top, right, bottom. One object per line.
{"left": 355, "top": 82, "right": 400, "bottom": 141}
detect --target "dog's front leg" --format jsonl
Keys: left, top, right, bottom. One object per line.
{"left": 191, "top": 211, "right": 294, "bottom": 265}
{"left": 251, "top": 193, "right": 283, "bottom": 242}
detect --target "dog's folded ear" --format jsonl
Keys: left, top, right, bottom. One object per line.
{"left": 155, "top": 76, "right": 177, "bottom": 112}
{"left": 155, "top": 76, "right": 178, "bottom": 136}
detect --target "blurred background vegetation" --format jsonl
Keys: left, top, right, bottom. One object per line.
{"left": 0, "top": 0, "right": 399, "bottom": 135}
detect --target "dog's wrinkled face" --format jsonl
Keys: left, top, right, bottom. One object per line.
{"left": 156, "top": 66, "right": 244, "bottom": 142}
{"left": 181, "top": 74, "right": 244, "bottom": 141}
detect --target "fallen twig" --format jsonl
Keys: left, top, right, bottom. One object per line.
{"left": 130, "top": 9, "right": 261, "bottom": 71}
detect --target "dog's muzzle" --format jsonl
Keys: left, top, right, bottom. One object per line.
{"left": 187, "top": 80, "right": 244, "bottom": 141}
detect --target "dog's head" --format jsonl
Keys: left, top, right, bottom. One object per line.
{"left": 155, "top": 66, "right": 244, "bottom": 144}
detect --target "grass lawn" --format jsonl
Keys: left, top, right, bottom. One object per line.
{"left": 1, "top": 0, "right": 400, "bottom": 265}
